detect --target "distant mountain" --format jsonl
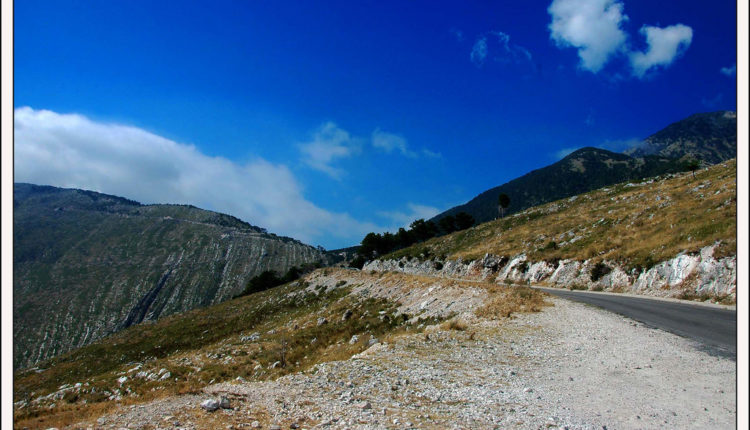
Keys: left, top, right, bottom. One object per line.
{"left": 13, "top": 184, "right": 325, "bottom": 369}
{"left": 625, "top": 111, "right": 737, "bottom": 164}
{"left": 431, "top": 111, "right": 736, "bottom": 225}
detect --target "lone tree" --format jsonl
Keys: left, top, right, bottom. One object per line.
{"left": 684, "top": 158, "right": 701, "bottom": 178}
{"left": 497, "top": 193, "right": 510, "bottom": 218}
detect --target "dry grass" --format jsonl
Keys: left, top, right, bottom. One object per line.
{"left": 476, "top": 285, "right": 552, "bottom": 319}
{"left": 13, "top": 277, "right": 434, "bottom": 429}
{"left": 387, "top": 160, "right": 737, "bottom": 270}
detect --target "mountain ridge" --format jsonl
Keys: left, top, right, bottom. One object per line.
{"left": 430, "top": 111, "right": 736, "bottom": 225}
{"left": 13, "top": 183, "right": 326, "bottom": 370}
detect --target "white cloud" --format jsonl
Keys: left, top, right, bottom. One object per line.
{"left": 720, "top": 64, "right": 736, "bottom": 76}
{"left": 13, "top": 107, "right": 379, "bottom": 247}
{"left": 470, "top": 37, "right": 488, "bottom": 66}
{"left": 599, "top": 137, "right": 642, "bottom": 152}
{"left": 493, "top": 31, "right": 533, "bottom": 63}
{"left": 421, "top": 148, "right": 442, "bottom": 158}
{"left": 298, "top": 122, "right": 360, "bottom": 179}
{"left": 548, "top": 0, "right": 693, "bottom": 78}
{"left": 371, "top": 129, "right": 416, "bottom": 158}
{"left": 378, "top": 203, "right": 442, "bottom": 230}
{"left": 629, "top": 24, "right": 692, "bottom": 78}
{"left": 548, "top": 0, "right": 628, "bottom": 72}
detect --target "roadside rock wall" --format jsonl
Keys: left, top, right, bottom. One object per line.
{"left": 363, "top": 243, "right": 736, "bottom": 301}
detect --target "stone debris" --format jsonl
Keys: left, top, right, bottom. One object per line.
{"left": 200, "top": 398, "right": 220, "bottom": 412}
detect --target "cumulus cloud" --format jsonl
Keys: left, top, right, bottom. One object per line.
{"left": 548, "top": 0, "right": 693, "bottom": 78}
{"left": 298, "top": 122, "right": 360, "bottom": 179}
{"left": 470, "top": 37, "right": 489, "bottom": 66}
{"left": 14, "top": 107, "right": 380, "bottom": 246}
{"left": 629, "top": 24, "right": 692, "bottom": 78}
{"left": 371, "top": 129, "right": 416, "bottom": 158}
{"left": 378, "top": 203, "right": 442, "bottom": 229}
{"left": 720, "top": 64, "right": 736, "bottom": 76}
{"left": 548, "top": 0, "right": 628, "bottom": 72}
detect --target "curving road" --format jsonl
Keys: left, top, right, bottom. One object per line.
{"left": 535, "top": 287, "right": 737, "bottom": 359}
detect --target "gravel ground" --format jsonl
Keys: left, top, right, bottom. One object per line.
{"left": 92, "top": 297, "right": 736, "bottom": 430}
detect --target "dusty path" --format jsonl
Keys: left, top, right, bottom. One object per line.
{"left": 93, "top": 296, "right": 736, "bottom": 429}
{"left": 536, "top": 286, "right": 737, "bottom": 358}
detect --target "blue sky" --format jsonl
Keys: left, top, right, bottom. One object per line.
{"left": 14, "top": 0, "right": 737, "bottom": 248}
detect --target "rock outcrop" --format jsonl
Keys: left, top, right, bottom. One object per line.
{"left": 363, "top": 243, "right": 735, "bottom": 301}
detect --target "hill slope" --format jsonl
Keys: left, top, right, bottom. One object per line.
{"left": 13, "top": 184, "right": 325, "bottom": 370}
{"left": 379, "top": 160, "right": 736, "bottom": 299}
{"left": 625, "top": 111, "right": 737, "bottom": 163}
{"left": 431, "top": 111, "right": 736, "bottom": 225}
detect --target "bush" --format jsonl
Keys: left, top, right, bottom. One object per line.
{"left": 590, "top": 262, "right": 612, "bottom": 282}
{"left": 348, "top": 255, "right": 366, "bottom": 269}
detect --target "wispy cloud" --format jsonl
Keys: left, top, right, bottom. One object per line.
{"left": 720, "top": 64, "right": 736, "bottom": 77}
{"left": 598, "top": 137, "right": 642, "bottom": 152}
{"left": 470, "top": 31, "right": 533, "bottom": 68}
{"left": 450, "top": 27, "right": 464, "bottom": 42}
{"left": 371, "top": 128, "right": 416, "bottom": 158}
{"left": 378, "top": 203, "right": 442, "bottom": 229}
{"left": 14, "top": 107, "right": 380, "bottom": 246}
{"left": 470, "top": 37, "right": 489, "bottom": 66}
{"left": 629, "top": 24, "right": 692, "bottom": 78}
{"left": 298, "top": 122, "right": 360, "bottom": 179}
{"left": 553, "top": 147, "right": 579, "bottom": 159}
{"left": 548, "top": 0, "right": 693, "bottom": 78}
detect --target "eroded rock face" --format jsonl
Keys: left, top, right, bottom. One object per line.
{"left": 363, "top": 243, "right": 735, "bottom": 301}
{"left": 13, "top": 184, "right": 325, "bottom": 370}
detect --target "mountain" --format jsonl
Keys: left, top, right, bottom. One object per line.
{"left": 431, "top": 111, "right": 736, "bottom": 225}
{"left": 13, "top": 184, "right": 325, "bottom": 370}
{"left": 625, "top": 111, "right": 737, "bottom": 163}
{"left": 432, "top": 148, "right": 685, "bottom": 224}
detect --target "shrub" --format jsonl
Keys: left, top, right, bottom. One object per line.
{"left": 434, "top": 261, "right": 444, "bottom": 270}
{"left": 590, "top": 262, "right": 612, "bottom": 282}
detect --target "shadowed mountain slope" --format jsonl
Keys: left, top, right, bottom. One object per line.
{"left": 13, "top": 184, "right": 325, "bottom": 369}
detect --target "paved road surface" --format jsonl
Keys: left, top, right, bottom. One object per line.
{"left": 535, "top": 287, "right": 736, "bottom": 359}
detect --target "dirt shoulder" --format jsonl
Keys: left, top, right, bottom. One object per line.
{"left": 90, "top": 294, "right": 735, "bottom": 429}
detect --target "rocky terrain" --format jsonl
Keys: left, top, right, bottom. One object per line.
{"left": 432, "top": 111, "right": 736, "bottom": 225}
{"left": 13, "top": 184, "right": 325, "bottom": 370}
{"left": 364, "top": 241, "right": 735, "bottom": 301}
{"left": 381, "top": 160, "right": 736, "bottom": 303}
{"left": 47, "top": 271, "right": 735, "bottom": 430}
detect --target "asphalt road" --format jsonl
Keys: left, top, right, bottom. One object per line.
{"left": 536, "top": 287, "right": 737, "bottom": 359}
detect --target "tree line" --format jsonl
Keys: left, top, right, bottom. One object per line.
{"left": 350, "top": 212, "right": 476, "bottom": 268}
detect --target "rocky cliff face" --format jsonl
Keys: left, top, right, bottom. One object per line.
{"left": 363, "top": 242, "right": 736, "bottom": 301}
{"left": 13, "top": 184, "right": 325, "bottom": 369}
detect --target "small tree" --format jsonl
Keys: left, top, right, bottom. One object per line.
{"left": 684, "top": 158, "right": 701, "bottom": 178}
{"left": 497, "top": 193, "right": 510, "bottom": 218}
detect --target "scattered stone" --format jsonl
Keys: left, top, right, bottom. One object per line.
{"left": 201, "top": 399, "right": 220, "bottom": 412}
{"left": 220, "top": 396, "right": 231, "bottom": 409}
{"left": 349, "top": 335, "right": 359, "bottom": 345}
{"left": 360, "top": 401, "right": 372, "bottom": 410}
{"left": 317, "top": 317, "right": 328, "bottom": 326}
{"left": 250, "top": 421, "right": 260, "bottom": 428}
{"left": 342, "top": 309, "right": 353, "bottom": 321}
{"left": 271, "top": 361, "right": 282, "bottom": 369}
{"left": 368, "top": 338, "right": 379, "bottom": 346}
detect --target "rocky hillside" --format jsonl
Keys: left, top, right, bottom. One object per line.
{"left": 626, "top": 111, "right": 737, "bottom": 163}
{"left": 13, "top": 267, "right": 549, "bottom": 429}
{"left": 376, "top": 160, "right": 737, "bottom": 301}
{"left": 13, "top": 184, "right": 325, "bottom": 370}
{"left": 432, "top": 111, "right": 736, "bottom": 225}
